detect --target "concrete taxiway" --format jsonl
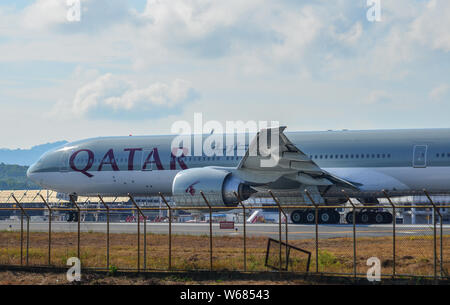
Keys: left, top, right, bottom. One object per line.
{"left": 1, "top": 222, "right": 449, "bottom": 240}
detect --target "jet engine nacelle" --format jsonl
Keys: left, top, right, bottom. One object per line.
{"left": 172, "top": 167, "right": 252, "bottom": 207}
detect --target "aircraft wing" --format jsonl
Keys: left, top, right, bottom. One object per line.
{"left": 236, "top": 126, "right": 359, "bottom": 189}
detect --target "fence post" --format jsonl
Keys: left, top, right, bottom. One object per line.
{"left": 98, "top": 195, "right": 110, "bottom": 270}
{"left": 269, "top": 190, "right": 288, "bottom": 272}
{"left": 234, "top": 191, "right": 246, "bottom": 272}
{"left": 200, "top": 191, "right": 213, "bottom": 271}
{"left": 69, "top": 195, "right": 81, "bottom": 260}
{"left": 383, "top": 190, "right": 396, "bottom": 279}
{"left": 129, "top": 194, "right": 146, "bottom": 271}
{"left": 424, "top": 190, "right": 442, "bottom": 279}
{"left": 39, "top": 194, "right": 52, "bottom": 266}
{"left": 11, "top": 194, "right": 29, "bottom": 266}
{"left": 342, "top": 190, "right": 357, "bottom": 279}
{"left": 304, "top": 190, "right": 319, "bottom": 273}
{"left": 159, "top": 192, "right": 172, "bottom": 271}
{"left": 440, "top": 207, "right": 443, "bottom": 278}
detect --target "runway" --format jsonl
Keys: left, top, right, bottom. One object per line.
{"left": 1, "top": 221, "right": 449, "bottom": 240}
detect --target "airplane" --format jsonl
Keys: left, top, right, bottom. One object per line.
{"left": 26, "top": 127, "right": 450, "bottom": 225}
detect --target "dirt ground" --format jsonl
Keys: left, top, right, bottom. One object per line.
{"left": 0, "top": 231, "right": 448, "bottom": 277}
{"left": 0, "top": 270, "right": 317, "bottom": 285}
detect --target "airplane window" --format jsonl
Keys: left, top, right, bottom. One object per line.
{"left": 340, "top": 155, "right": 343, "bottom": 159}
{"left": 367, "top": 154, "right": 370, "bottom": 158}
{"left": 330, "top": 155, "right": 333, "bottom": 159}
{"left": 377, "top": 154, "right": 380, "bottom": 158}
{"left": 335, "top": 155, "right": 338, "bottom": 159}
{"left": 320, "top": 155, "right": 323, "bottom": 159}
{"left": 315, "top": 155, "right": 318, "bottom": 159}
{"left": 442, "top": 153, "right": 445, "bottom": 158}
{"left": 350, "top": 154, "right": 354, "bottom": 158}
{"left": 436, "top": 153, "right": 440, "bottom": 158}
{"left": 361, "top": 154, "right": 364, "bottom": 159}
{"left": 382, "top": 154, "right": 386, "bottom": 158}
{"left": 387, "top": 154, "right": 391, "bottom": 158}
{"left": 355, "top": 154, "right": 359, "bottom": 159}
{"left": 345, "top": 154, "right": 348, "bottom": 158}
{"left": 447, "top": 153, "right": 450, "bottom": 157}
{"left": 325, "top": 155, "right": 328, "bottom": 159}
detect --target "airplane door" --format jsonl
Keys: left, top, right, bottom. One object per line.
{"left": 413, "top": 145, "right": 427, "bottom": 168}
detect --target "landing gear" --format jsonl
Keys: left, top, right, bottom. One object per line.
{"left": 331, "top": 210, "right": 341, "bottom": 223}
{"left": 66, "top": 211, "right": 78, "bottom": 222}
{"left": 373, "top": 212, "right": 385, "bottom": 224}
{"left": 359, "top": 211, "right": 370, "bottom": 224}
{"left": 382, "top": 212, "right": 393, "bottom": 224}
{"left": 304, "top": 210, "right": 316, "bottom": 224}
{"left": 290, "top": 210, "right": 304, "bottom": 224}
{"left": 345, "top": 209, "right": 393, "bottom": 224}
{"left": 319, "top": 210, "right": 331, "bottom": 224}
{"left": 346, "top": 211, "right": 354, "bottom": 224}
{"left": 290, "top": 209, "right": 341, "bottom": 224}
{"left": 319, "top": 209, "right": 340, "bottom": 224}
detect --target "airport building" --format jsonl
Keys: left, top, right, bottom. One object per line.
{"left": 1, "top": 190, "right": 449, "bottom": 224}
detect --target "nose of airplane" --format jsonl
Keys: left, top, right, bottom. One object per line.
{"left": 27, "top": 163, "right": 37, "bottom": 181}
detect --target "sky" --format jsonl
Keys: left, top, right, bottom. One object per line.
{"left": 0, "top": 0, "right": 450, "bottom": 149}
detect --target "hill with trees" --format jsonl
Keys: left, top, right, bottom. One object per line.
{"left": 0, "top": 140, "right": 67, "bottom": 166}
{"left": 0, "top": 163, "right": 40, "bottom": 190}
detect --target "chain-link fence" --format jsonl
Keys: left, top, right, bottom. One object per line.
{"left": 0, "top": 189, "right": 448, "bottom": 280}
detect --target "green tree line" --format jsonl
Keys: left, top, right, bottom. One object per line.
{"left": 0, "top": 163, "right": 40, "bottom": 190}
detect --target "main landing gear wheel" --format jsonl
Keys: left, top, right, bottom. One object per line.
{"left": 345, "top": 211, "right": 393, "bottom": 224}
{"left": 319, "top": 209, "right": 339, "bottom": 224}
{"left": 374, "top": 212, "right": 385, "bottom": 224}
{"left": 304, "top": 210, "right": 316, "bottom": 224}
{"left": 319, "top": 210, "right": 331, "bottom": 224}
{"left": 290, "top": 210, "right": 304, "bottom": 224}
{"left": 359, "top": 212, "right": 370, "bottom": 224}
{"left": 346, "top": 212, "right": 355, "bottom": 224}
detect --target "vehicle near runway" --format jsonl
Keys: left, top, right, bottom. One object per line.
{"left": 27, "top": 127, "right": 450, "bottom": 224}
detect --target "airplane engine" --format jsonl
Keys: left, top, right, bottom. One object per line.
{"left": 172, "top": 167, "right": 253, "bottom": 207}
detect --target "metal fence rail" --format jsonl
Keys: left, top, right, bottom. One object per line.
{"left": 0, "top": 189, "right": 448, "bottom": 280}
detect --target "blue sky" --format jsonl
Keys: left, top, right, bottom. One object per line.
{"left": 0, "top": 0, "right": 450, "bottom": 148}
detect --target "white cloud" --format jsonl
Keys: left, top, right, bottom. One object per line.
{"left": 104, "top": 78, "right": 194, "bottom": 110}
{"left": 20, "top": 0, "right": 137, "bottom": 32}
{"left": 270, "top": 6, "right": 322, "bottom": 61}
{"left": 366, "top": 90, "right": 392, "bottom": 105}
{"left": 21, "top": 0, "right": 67, "bottom": 30}
{"left": 64, "top": 74, "right": 197, "bottom": 116}
{"left": 2, "top": 0, "right": 450, "bottom": 147}
{"left": 430, "top": 84, "right": 449, "bottom": 101}
{"left": 409, "top": 0, "right": 450, "bottom": 52}
{"left": 334, "top": 22, "right": 363, "bottom": 45}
